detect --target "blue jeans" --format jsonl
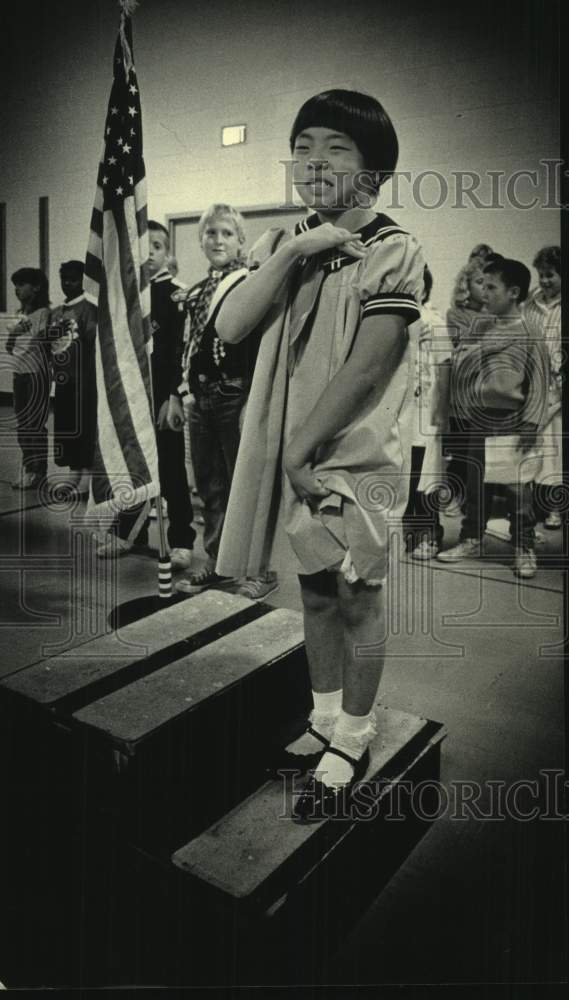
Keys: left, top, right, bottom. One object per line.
{"left": 188, "top": 378, "right": 249, "bottom": 561}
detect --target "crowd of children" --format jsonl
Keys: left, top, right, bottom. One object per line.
{"left": 5, "top": 229, "right": 562, "bottom": 592}
{"left": 3, "top": 86, "right": 563, "bottom": 821}
{"left": 5, "top": 237, "right": 561, "bottom": 594}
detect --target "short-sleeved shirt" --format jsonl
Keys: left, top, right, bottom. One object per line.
{"left": 523, "top": 289, "right": 561, "bottom": 395}
{"left": 408, "top": 301, "right": 452, "bottom": 446}
{"left": 220, "top": 212, "right": 425, "bottom": 585}
{"left": 6, "top": 307, "right": 51, "bottom": 376}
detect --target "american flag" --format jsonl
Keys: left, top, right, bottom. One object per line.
{"left": 84, "top": 11, "right": 159, "bottom": 513}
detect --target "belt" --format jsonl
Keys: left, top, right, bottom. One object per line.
{"left": 191, "top": 373, "right": 248, "bottom": 386}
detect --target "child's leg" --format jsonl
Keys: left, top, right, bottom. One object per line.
{"left": 12, "top": 374, "right": 28, "bottom": 472}
{"left": 415, "top": 489, "right": 443, "bottom": 544}
{"left": 444, "top": 416, "right": 469, "bottom": 511}
{"left": 337, "top": 575, "right": 385, "bottom": 716}
{"left": 507, "top": 481, "right": 536, "bottom": 550}
{"left": 214, "top": 383, "right": 248, "bottom": 487}
{"left": 286, "top": 572, "right": 345, "bottom": 755}
{"left": 28, "top": 366, "right": 50, "bottom": 478}
{"left": 157, "top": 425, "right": 196, "bottom": 551}
{"left": 402, "top": 445, "right": 424, "bottom": 549}
{"left": 299, "top": 575, "right": 383, "bottom": 794}
{"left": 188, "top": 391, "right": 228, "bottom": 565}
{"left": 13, "top": 371, "right": 49, "bottom": 479}
{"left": 300, "top": 572, "right": 344, "bottom": 693}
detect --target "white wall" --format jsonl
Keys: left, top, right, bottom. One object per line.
{"left": 0, "top": 0, "right": 560, "bottom": 313}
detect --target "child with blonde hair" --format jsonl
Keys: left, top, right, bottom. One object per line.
{"left": 444, "top": 249, "right": 498, "bottom": 514}
{"left": 175, "top": 204, "right": 276, "bottom": 599}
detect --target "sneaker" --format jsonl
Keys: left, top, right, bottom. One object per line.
{"left": 96, "top": 535, "right": 133, "bottom": 559}
{"left": 236, "top": 575, "right": 279, "bottom": 600}
{"left": 411, "top": 538, "right": 440, "bottom": 561}
{"left": 175, "top": 566, "right": 237, "bottom": 595}
{"left": 514, "top": 547, "right": 537, "bottom": 579}
{"left": 437, "top": 538, "right": 481, "bottom": 562}
{"left": 169, "top": 547, "right": 194, "bottom": 571}
{"left": 442, "top": 499, "right": 463, "bottom": 518}
{"left": 544, "top": 511, "right": 562, "bottom": 530}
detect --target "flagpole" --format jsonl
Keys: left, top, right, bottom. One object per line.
{"left": 117, "top": 0, "right": 172, "bottom": 601}
{"left": 85, "top": 0, "right": 178, "bottom": 622}
{"left": 147, "top": 360, "right": 173, "bottom": 600}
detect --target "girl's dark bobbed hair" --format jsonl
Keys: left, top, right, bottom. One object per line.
{"left": 11, "top": 267, "right": 50, "bottom": 308}
{"left": 289, "top": 89, "right": 399, "bottom": 189}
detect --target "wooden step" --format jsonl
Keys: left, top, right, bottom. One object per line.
{"left": 0, "top": 593, "right": 311, "bottom": 983}
{"left": 72, "top": 606, "right": 310, "bottom": 846}
{"left": 0, "top": 591, "right": 310, "bottom": 849}
{"left": 0, "top": 591, "right": 265, "bottom": 715}
{"left": 172, "top": 706, "right": 445, "bottom": 915}
{"left": 73, "top": 606, "right": 306, "bottom": 752}
{"left": 64, "top": 708, "right": 446, "bottom": 988}
{"left": 128, "top": 706, "right": 446, "bottom": 984}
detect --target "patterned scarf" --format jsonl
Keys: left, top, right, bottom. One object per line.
{"left": 188, "top": 258, "right": 244, "bottom": 359}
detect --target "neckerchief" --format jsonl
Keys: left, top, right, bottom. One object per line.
{"left": 189, "top": 258, "right": 244, "bottom": 359}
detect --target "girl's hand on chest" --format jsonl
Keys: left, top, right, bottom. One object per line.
{"left": 294, "top": 224, "right": 368, "bottom": 261}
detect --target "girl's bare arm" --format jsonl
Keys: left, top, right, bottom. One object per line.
{"left": 216, "top": 224, "right": 367, "bottom": 344}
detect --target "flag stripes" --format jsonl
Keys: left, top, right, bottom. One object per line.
{"left": 84, "top": 14, "right": 159, "bottom": 514}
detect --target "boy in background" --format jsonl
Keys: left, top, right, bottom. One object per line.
{"left": 437, "top": 258, "right": 549, "bottom": 580}
{"left": 403, "top": 265, "right": 453, "bottom": 560}
{"left": 174, "top": 203, "right": 278, "bottom": 600}
{"left": 51, "top": 260, "right": 97, "bottom": 496}
{"left": 97, "top": 221, "right": 196, "bottom": 567}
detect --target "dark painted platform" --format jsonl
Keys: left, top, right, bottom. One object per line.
{"left": 0, "top": 591, "right": 446, "bottom": 987}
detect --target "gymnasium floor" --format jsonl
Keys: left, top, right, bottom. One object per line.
{"left": 0, "top": 404, "right": 566, "bottom": 994}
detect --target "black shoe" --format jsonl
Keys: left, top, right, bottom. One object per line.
{"left": 266, "top": 723, "right": 330, "bottom": 779}
{"left": 292, "top": 746, "right": 370, "bottom": 823}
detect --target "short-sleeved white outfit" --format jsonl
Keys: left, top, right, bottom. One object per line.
{"left": 215, "top": 212, "right": 425, "bottom": 587}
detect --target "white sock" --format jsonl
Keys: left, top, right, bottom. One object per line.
{"left": 318, "top": 709, "right": 376, "bottom": 789}
{"left": 312, "top": 688, "right": 343, "bottom": 722}
{"left": 287, "top": 688, "right": 342, "bottom": 754}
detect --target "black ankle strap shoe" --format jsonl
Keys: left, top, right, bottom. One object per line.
{"left": 291, "top": 746, "right": 371, "bottom": 823}
{"left": 266, "top": 723, "right": 331, "bottom": 780}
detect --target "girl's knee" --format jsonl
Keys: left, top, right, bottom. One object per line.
{"left": 337, "top": 578, "right": 383, "bottom": 627}
{"left": 299, "top": 571, "right": 338, "bottom": 615}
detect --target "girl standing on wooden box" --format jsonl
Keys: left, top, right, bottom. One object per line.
{"left": 214, "top": 89, "right": 425, "bottom": 821}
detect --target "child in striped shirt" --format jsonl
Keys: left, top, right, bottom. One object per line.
{"left": 523, "top": 245, "right": 562, "bottom": 530}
